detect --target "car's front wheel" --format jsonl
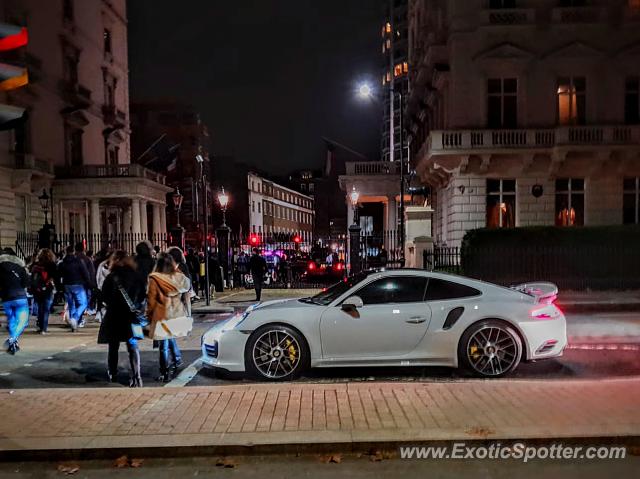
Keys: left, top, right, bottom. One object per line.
{"left": 245, "top": 325, "right": 308, "bottom": 381}
{"left": 458, "top": 320, "right": 522, "bottom": 378}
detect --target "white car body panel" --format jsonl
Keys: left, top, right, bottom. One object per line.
{"left": 200, "top": 270, "right": 568, "bottom": 374}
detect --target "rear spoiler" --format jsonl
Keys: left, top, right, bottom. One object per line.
{"left": 510, "top": 282, "right": 558, "bottom": 304}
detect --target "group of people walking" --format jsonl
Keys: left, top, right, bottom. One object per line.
{"left": 0, "top": 242, "right": 194, "bottom": 387}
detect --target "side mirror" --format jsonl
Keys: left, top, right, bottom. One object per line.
{"left": 341, "top": 295, "right": 364, "bottom": 311}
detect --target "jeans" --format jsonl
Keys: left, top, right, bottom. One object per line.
{"left": 35, "top": 293, "right": 54, "bottom": 332}
{"left": 83, "top": 288, "right": 93, "bottom": 316}
{"left": 3, "top": 298, "right": 29, "bottom": 344}
{"left": 158, "top": 338, "right": 182, "bottom": 374}
{"left": 64, "top": 285, "right": 87, "bottom": 328}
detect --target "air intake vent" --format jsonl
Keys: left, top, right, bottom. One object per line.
{"left": 443, "top": 307, "right": 464, "bottom": 330}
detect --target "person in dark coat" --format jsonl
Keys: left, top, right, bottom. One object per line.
{"left": 134, "top": 240, "right": 156, "bottom": 291}
{"left": 248, "top": 248, "right": 267, "bottom": 301}
{"left": 98, "top": 251, "right": 144, "bottom": 387}
{"left": 75, "top": 242, "right": 96, "bottom": 323}
{"left": 29, "top": 248, "right": 58, "bottom": 334}
{"left": 58, "top": 245, "right": 91, "bottom": 332}
{"left": 185, "top": 248, "right": 200, "bottom": 297}
{"left": 0, "top": 248, "right": 29, "bottom": 354}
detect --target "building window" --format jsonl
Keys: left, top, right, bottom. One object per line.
{"left": 309, "top": 183, "right": 315, "bottom": 193}
{"left": 623, "top": 178, "right": 640, "bottom": 225}
{"left": 557, "top": 77, "right": 586, "bottom": 125}
{"left": 65, "top": 127, "right": 83, "bottom": 166}
{"left": 252, "top": 201, "right": 255, "bottom": 213}
{"left": 103, "top": 29, "right": 112, "bottom": 55}
{"left": 486, "top": 179, "right": 516, "bottom": 228}
{"left": 489, "top": 0, "right": 517, "bottom": 7}
{"left": 625, "top": 77, "right": 639, "bottom": 125}
{"left": 555, "top": 178, "right": 584, "bottom": 226}
{"left": 64, "top": 52, "right": 79, "bottom": 85}
{"left": 63, "top": 0, "right": 74, "bottom": 21}
{"left": 258, "top": 202, "right": 261, "bottom": 213}
{"left": 394, "top": 63, "right": 403, "bottom": 77}
{"left": 106, "top": 144, "right": 118, "bottom": 165}
{"left": 487, "top": 78, "right": 518, "bottom": 128}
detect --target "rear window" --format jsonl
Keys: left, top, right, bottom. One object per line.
{"left": 425, "top": 278, "right": 482, "bottom": 301}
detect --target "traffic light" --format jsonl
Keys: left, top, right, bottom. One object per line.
{"left": 293, "top": 235, "right": 301, "bottom": 244}
{"left": 249, "top": 233, "right": 260, "bottom": 246}
{"left": 0, "top": 22, "right": 28, "bottom": 130}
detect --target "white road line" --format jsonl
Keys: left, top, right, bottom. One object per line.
{"left": 164, "top": 357, "right": 204, "bottom": 388}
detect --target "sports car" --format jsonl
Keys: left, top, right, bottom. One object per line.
{"left": 200, "top": 269, "right": 566, "bottom": 380}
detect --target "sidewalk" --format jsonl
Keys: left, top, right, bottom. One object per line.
{"left": 557, "top": 290, "right": 640, "bottom": 312}
{"left": 1, "top": 378, "right": 638, "bottom": 457}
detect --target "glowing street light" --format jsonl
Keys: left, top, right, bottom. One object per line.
{"left": 357, "top": 82, "right": 373, "bottom": 100}
{"left": 218, "top": 187, "right": 229, "bottom": 226}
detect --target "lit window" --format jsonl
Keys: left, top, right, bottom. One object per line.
{"left": 394, "top": 63, "right": 403, "bottom": 77}
{"left": 486, "top": 179, "right": 516, "bottom": 228}
{"left": 386, "top": 39, "right": 391, "bottom": 49}
{"left": 623, "top": 178, "right": 640, "bottom": 224}
{"left": 403, "top": 61, "right": 409, "bottom": 73}
{"left": 557, "top": 77, "right": 586, "bottom": 125}
{"left": 385, "top": 22, "right": 391, "bottom": 33}
{"left": 555, "top": 179, "right": 584, "bottom": 226}
{"left": 103, "top": 29, "right": 112, "bottom": 54}
{"left": 386, "top": 72, "right": 391, "bottom": 82}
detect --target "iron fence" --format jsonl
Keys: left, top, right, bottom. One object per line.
{"left": 423, "top": 246, "right": 461, "bottom": 274}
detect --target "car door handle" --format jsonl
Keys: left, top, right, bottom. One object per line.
{"left": 406, "top": 317, "right": 427, "bottom": 324}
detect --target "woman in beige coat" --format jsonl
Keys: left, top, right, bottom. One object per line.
{"left": 146, "top": 252, "right": 192, "bottom": 382}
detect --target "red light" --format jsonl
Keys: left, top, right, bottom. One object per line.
{"left": 336, "top": 263, "right": 344, "bottom": 271}
{"left": 293, "top": 235, "right": 301, "bottom": 244}
{"left": 0, "top": 26, "right": 28, "bottom": 52}
{"left": 308, "top": 262, "right": 316, "bottom": 271}
{"left": 249, "top": 234, "right": 260, "bottom": 245}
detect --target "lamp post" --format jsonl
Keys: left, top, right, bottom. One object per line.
{"left": 170, "top": 186, "right": 185, "bottom": 250}
{"left": 216, "top": 187, "right": 231, "bottom": 293}
{"left": 357, "top": 82, "right": 406, "bottom": 267}
{"left": 348, "top": 186, "right": 361, "bottom": 275}
{"left": 37, "top": 188, "right": 55, "bottom": 249}
{"left": 195, "top": 154, "right": 211, "bottom": 305}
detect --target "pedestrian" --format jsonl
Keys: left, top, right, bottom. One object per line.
{"left": 249, "top": 247, "right": 267, "bottom": 301}
{"left": 185, "top": 248, "right": 200, "bottom": 297}
{"left": 58, "top": 245, "right": 91, "bottom": 332}
{"left": 94, "top": 252, "right": 111, "bottom": 323}
{"left": 75, "top": 242, "right": 96, "bottom": 323}
{"left": 237, "top": 250, "right": 249, "bottom": 287}
{"left": 198, "top": 251, "right": 206, "bottom": 297}
{"left": 0, "top": 248, "right": 29, "bottom": 354}
{"left": 29, "top": 248, "right": 58, "bottom": 334}
{"left": 134, "top": 240, "right": 155, "bottom": 291}
{"left": 146, "top": 252, "right": 192, "bottom": 382}
{"left": 98, "top": 250, "right": 144, "bottom": 387}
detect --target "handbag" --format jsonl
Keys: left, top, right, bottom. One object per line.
{"left": 114, "top": 276, "right": 149, "bottom": 340}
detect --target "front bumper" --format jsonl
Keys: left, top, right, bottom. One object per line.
{"left": 200, "top": 322, "right": 249, "bottom": 372}
{"left": 519, "top": 315, "right": 568, "bottom": 360}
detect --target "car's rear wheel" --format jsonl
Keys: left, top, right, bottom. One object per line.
{"left": 245, "top": 325, "right": 308, "bottom": 381}
{"left": 458, "top": 320, "right": 522, "bottom": 378}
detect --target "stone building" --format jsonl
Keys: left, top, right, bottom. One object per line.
{"left": 0, "top": 0, "right": 170, "bottom": 252}
{"left": 407, "top": 0, "right": 640, "bottom": 247}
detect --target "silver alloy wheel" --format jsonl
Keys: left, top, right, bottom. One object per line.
{"left": 252, "top": 329, "right": 301, "bottom": 379}
{"left": 466, "top": 325, "right": 518, "bottom": 377}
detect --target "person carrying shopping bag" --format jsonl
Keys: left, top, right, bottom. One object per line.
{"left": 98, "top": 251, "right": 145, "bottom": 387}
{"left": 146, "top": 252, "right": 192, "bottom": 382}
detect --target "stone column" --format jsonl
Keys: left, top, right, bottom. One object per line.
{"left": 152, "top": 203, "right": 162, "bottom": 238}
{"left": 385, "top": 195, "right": 397, "bottom": 232}
{"left": 123, "top": 205, "right": 132, "bottom": 233}
{"left": 131, "top": 199, "right": 141, "bottom": 235}
{"left": 160, "top": 205, "right": 167, "bottom": 235}
{"left": 139, "top": 200, "right": 148, "bottom": 238}
{"left": 89, "top": 199, "right": 101, "bottom": 236}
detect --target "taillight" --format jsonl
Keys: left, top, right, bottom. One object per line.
{"left": 308, "top": 262, "right": 316, "bottom": 271}
{"left": 336, "top": 263, "right": 344, "bottom": 271}
{"left": 530, "top": 304, "right": 559, "bottom": 320}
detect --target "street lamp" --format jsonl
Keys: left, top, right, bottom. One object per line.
{"left": 356, "top": 81, "right": 406, "bottom": 266}
{"left": 38, "top": 189, "right": 50, "bottom": 225}
{"left": 195, "top": 154, "right": 211, "bottom": 305}
{"left": 348, "top": 186, "right": 361, "bottom": 275}
{"left": 217, "top": 187, "right": 229, "bottom": 226}
{"left": 349, "top": 186, "right": 359, "bottom": 225}
{"left": 171, "top": 186, "right": 183, "bottom": 227}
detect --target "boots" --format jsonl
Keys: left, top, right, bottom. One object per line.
{"left": 128, "top": 344, "right": 143, "bottom": 388}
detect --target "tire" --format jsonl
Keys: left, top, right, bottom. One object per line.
{"left": 458, "top": 319, "right": 522, "bottom": 378}
{"left": 245, "top": 324, "right": 309, "bottom": 381}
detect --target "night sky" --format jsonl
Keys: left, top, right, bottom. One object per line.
{"left": 127, "top": 0, "right": 383, "bottom": 174}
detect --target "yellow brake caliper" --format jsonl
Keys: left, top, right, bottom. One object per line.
{"left": 286, "top": 339, "right": 297, "bottom": 363}
{"left": 469, "top": 344, "right": 480, "bottom": 360}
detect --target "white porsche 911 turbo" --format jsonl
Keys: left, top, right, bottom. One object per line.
{"left": 200, "top": 269, "right": 567, "bottom": 380}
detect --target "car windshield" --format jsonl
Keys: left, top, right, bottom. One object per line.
{"left": 306, "top": 272, "right": 371, "bottom": 306}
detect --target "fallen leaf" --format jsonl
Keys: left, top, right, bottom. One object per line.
{"left": 114, "top": 455, "right": 129, "bottom": 468}
{"left": 318, "top": 454, "right": 342, "bottom": 464}
{"left": 130, "top": 458, "right": 144, "bottom": 468}
{"left": 215, "top": 457, "right": 237, "bottom": 468}
{"left": 57, "top": 464, "right": 80, "bottom": 475}
{"left": 465, "top": 426, "right": 495, "bottom": 438}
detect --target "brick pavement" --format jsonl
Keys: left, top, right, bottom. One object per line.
{"left": 0, "top": 378, "right": 639, "bottom": 453}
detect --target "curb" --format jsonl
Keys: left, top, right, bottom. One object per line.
{"left": 191, "top": 305, "right": 235, "bottom": 314}
{"left": 1, "top": 435, "right": 638, "bottom": 462}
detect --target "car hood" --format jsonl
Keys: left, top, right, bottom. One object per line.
{"left": 251, "top": 297, "right": 317, "bottom": 311}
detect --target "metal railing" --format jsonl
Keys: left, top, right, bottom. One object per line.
{"left": 345, "top": 161, "right": 402, "bottom": 176}
{"left": 423, "top": 246, "right": 461, "bottom": 274}
{"left": 54, "top": 163, "right": 166, "bottom": 185}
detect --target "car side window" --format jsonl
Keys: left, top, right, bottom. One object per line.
{"left": 354, "top": 276, "right": 428, "bottom": 305}
{"left": 425, "top": 278, "right": 481, "bottom": 301}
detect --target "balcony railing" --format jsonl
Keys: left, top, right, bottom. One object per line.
{"left": 551, "top": 6, "right": 604, "bottom": 23}
{"left": 427, "top": 125, "right": 640, "bottom": 155}
{"left": 55, "top": 163, "right": 166, "bottom": 185}
{"left": 480, "top": 8, "right": 535, "bottom": 26}
{"left": 345, "top": 161, "right": 402, "bottom": 176}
